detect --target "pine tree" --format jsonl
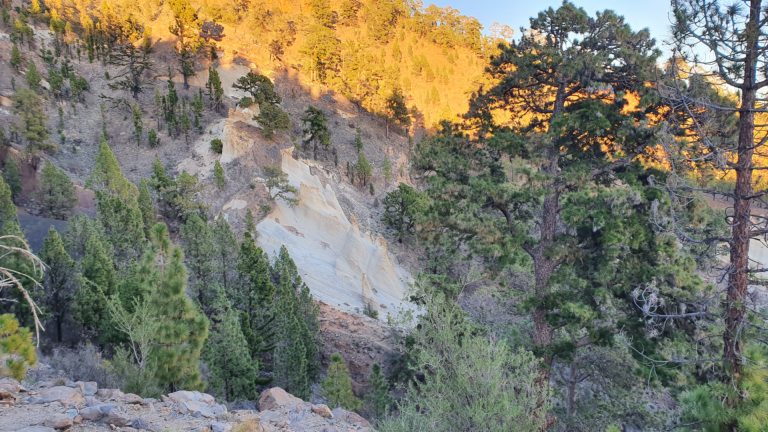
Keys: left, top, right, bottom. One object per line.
{"left": 244, "top": 209, "right": 256, "bottom": 235}
{"left": 355, "top": 152, "right": 372, "bottom": 186}
{"left": 203, "top": 287, "right": 259, "bottom": 401}
{"left": 168, "top": 0, "right": 202, "bottom": 89}
{"left": 236, "top": 233, "right": 275, "bottom": 359}
{"left": 73, "top": 231, "right": 117, "bottom": 340}
{"left": 211, "top": 217, "right": 238, "bottom": 296}
{"left": 354, "top": 130, "right": 363, "bottom": 153}
{"left": 25, "top": 60, "right": 40, "bottom": 90}
{"left": 365, "top": 363, "right": 391, "bottom": 419}
{"left": 0, "top": 314, "right": 36, "bottom": 380}
{"left": 271, "top": 246, "right": 319, "bottom": 391}
{"left": 13, "top": 88, "right": 49, "bottom": 151}
{"left": 180, "top": 214, "right": 215, "bottom": 314}
{"left": 301, "top": 106, "right": 331, "bottom": 159}
{"left": 10, "top": 44, "right": 22, "bottom": 71}
{"left": 88, "top": 138, "right": 138, "bottom": 199}
{"left": 39, "top": 227, "right": 76, "bottom": 343}
{"left": 37, "top": 162, "right": 76, "bottom": 219}
{"left": 137, "top": 180, "right": 156, "bottom": 236}
{"left": 206, "top": 66, "right": 224, "bottom": 111}
{"left": 322, "top": 352, "right": 361, "bottom": 411}
{"left": 213, "top": 160, "right": 225, "bottom": 189}
{"left": 3, "top": 158, "right": 22, "bottom": 202}
{"left": 95, "top": 191, "right": 146, "bottom": 262}
{"left": 132, "top": 104, "right": 143, "bottom": 146}
{"left": 146, "top": 223, "right": 208, "bottom": 391}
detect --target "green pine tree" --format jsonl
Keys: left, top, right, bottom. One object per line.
{"left": 39, "top": 227, "right": 76, "bottom": 343}
{"left": 180, "top": 214, "right": 215, "bottom": 314}
{"left": 236, "top": 233, "right": 276, "bottom": 359}
{"left": 37, "top": 162, "right": 76, "bottom": 219}
{"left": 3, "top": 158, "right": 22, "bottom": 203}
{"left": 213, "top": 160, "right": 225, "bottom": 189}
{"left": 322, "top": 352, "right": 361, "bottom": 411}
{"left": 146, "top": 223, "right": 208, "bottom": 391}
{"left": 211, "top": 217, "right": 239, "bottom": 296}
{"left": 365, "top": 363, "right": 391, "bottom": 420}
{"left": 0, "top": 314, "right": 37, "bottom": 380}
{"left": 203, "top": 286, "right": 260, "bottom": 401}
{"left": 137, "top": 180, "right": 156, "bottom": 236}
{"left": 88, "top": 138, "right": 138, "bottom": 199}
{"left": 73, "top": 232, "right": 117, "bottom": 341}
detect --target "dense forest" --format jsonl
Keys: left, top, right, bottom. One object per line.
{"left": 1, "top": 0, "right": 768, "bottom": 431}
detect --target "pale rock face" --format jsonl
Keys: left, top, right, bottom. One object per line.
{"left": 257, "top": 148, "right": 415, "bottom": 319}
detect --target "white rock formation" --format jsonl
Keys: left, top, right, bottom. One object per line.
{"left": 257, "top": 148, "right": 415, "bottom": 319}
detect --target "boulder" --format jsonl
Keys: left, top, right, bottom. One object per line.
{"left": 43, "top": 414, "right": 73, "bottom": 429}
{"left": 120, "top": 393, "right": 144, "bottom": 404}
{"left": 95, "top": 388, "right": 124, "bottom": 400}
{"left": 33, "top": 386, "right": 85, "bottom": 407}
{"left": 104, "top": 409, "right": 131, "bottom": 427}
{"left": 310, "top": 404, "right": 333, "bottom": 419}
{"left": 167, "top": 390, "right": 216, "bottom": 405}
{"left": 332, "top": 408, "right": 372, "bottom": 428}
{"left": 167, "top": 391, "right": 226, "bottom": 418}
{"left": 0, "top": 378, "right": 22, "bottom": 393}
{"left": 78, "top": 403, "right": 116, "bottom": 421}
{"left": 257, "top": 388, "right": 303, "bottom": 412}
{"left": 75, "top": 381, "right": 98, "bottom": 396}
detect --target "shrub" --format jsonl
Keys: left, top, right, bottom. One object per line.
{"left": 45, "top": 344, "right": 119, "bottom": 388}
{"left": 0, "top": 314, "right": 37, "bottom": 380}
{"left": 210, "top": 138, "right": 223, "bottom": 154}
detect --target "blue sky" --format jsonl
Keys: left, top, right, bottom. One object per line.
{"left": 428, "top": 0, "right": 676, "bottom": 54}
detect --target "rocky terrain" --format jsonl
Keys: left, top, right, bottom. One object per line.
{"left": 0, "top": 371, "right": 372, "bottom": 432}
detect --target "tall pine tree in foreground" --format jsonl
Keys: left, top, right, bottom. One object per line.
{"left": 322, "top": 352, "right": 361, "bottom": 411}
{"left": 203, "top": 286, "right": 260, "bottom": 401}
{"left": 237, "top": 232, "right": 276, "bottom": 360}
{"left": 39, "top": 227, "right": 76, "bottom": 343}
{"left": 271, "top": 246, "right": 319, "bottom": 399}
{"left": 146, "top": 223, "right": 208, "bottom": 391}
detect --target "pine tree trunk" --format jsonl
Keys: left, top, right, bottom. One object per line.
{"left": 724, "top": 0, "right": 760, "bottom": 394}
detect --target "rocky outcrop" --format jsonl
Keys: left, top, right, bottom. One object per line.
{"left": 257, "top": 148, "right": 416, "bottom": 319}
{"left": 0, "top": 376, "right": 373, "bottom": 432}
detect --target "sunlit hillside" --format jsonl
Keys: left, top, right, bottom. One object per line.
{"left": 41, "top": 0, "right": 504, "bottom": 127}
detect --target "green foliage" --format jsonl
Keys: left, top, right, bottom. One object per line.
{"left": 354, "top": 152, "right": 372, "bottom": 186}
{"left": 365, "top": 363, "right": 391, "bottom": 419}
{"left": 322, "top": 352, "right": 361, "bottom": 411}
{"left": 180, "top": 214, "right": 216, "bottom": 313}
{"left": 301, "top": 106, "right": 331, "bottom": 159}
{"left": 382, "top": 157, "right": 392, "bottom": 184}
{"left": 301, "top": 24, "right": 341, "bottom": 83}
{"left": 385, "top": 88, "right": 410, "bottom": 130}
{"left": 73, "top": 231, "right": 117, "bottom": 340}
{"left": 206, "top": 66, "right": 224, "bottom": 110}
{"left": 147, "top": 129, "right": 159, "bottom": 147}
{"left": 236, "top": 233, "right": 275, "bottom": 360}
{"left": 145, "top": 223, "right": 208, "bottom": 391}
{"left": 378, "top": 296, "right": 548, "bottom": 432}
{"left": 10, "top": 44, "right": 22, "bottom": 71}
{"left": 272, "top": 246, "right": 319, "bottom": 399}
{"left": 150, "top": 160, "right": 205, "bottom": 222}
{"left": 203, "top": 288, "right": 260, "bottom": 401}
{"left": 25, "top": 60, "right": 40, "bottom": 90}
{"left": 13, "top": 88, "right": 49, "bottom": 151}
{"left": 353, "top": 131, "right": 363, "bottom": 153}
{"left": 88, "top": 138, "right": 138, "bottom": 199}
{"left": 168, "top": 0, "right": 202, "bottom": 89}
{"left": 233, "top": 72, "right": 280, "bottom": 106}
{"left": 381, "top": 183, "right": 426, "bottom": 243}
{"left": 3, "top": 158, "right": 22, "bottom": 202}
{"left": 256, "top": 103, "right": 290, "bottom": 138}
{"left": 131, "top": 104, "right": 143, "bottom": 146}
{"left": 213, "top": 161, "right": 225, "bottom": 189}
{"left": 210, "top": 138, "right": 223, "bottom": 154}
{"left": 264, "top": 165, "right": 298, "bottom": 206}
{"left": 211, "top": 217, "right": 239, "bottom": 296}
{"left": 39, "top": 228, "right": 77, "bottom": 343}
{"left": 0, "top": 314, "right": 36, "bottom": 380}
{"left": 137, "top": 180, "right": 156, "bottom": 236}
{"left": 37, "top": 162, "right": 76, "bottom": 219}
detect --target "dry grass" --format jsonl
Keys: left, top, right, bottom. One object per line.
{"left": 0, "top": 235, "right": 45, "bottom": 344}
